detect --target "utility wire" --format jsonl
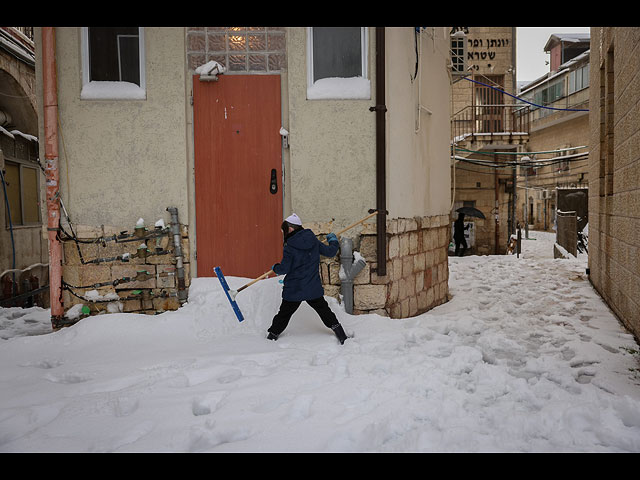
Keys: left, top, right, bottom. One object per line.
{"left": 463, "top": 77, "right": 589, "bottom": 112}
{"left": 453, "top": 153, "right": 588, "bottom": 169}
{"left": 454, "top": 145, "right": 588, "bottom": 156}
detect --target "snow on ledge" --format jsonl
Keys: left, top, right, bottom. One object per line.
{"left": 307, "top": 77, "right": 370, "bottom": 100}
{"left": 81, "top": 81, "right": 146, "bottom": 100}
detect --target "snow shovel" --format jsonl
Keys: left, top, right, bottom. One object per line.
{"left": 214, "top": 266, "right": 246, "bottom": 322}
{"left": 216, "top": 209, "right": 382, "bottom": 321}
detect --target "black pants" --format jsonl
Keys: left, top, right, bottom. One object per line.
{"left": 455, "top": 237, "right": 467, "bottom": 256}
{"left": 268, "top": 297, "right": 339, "bottom": 337}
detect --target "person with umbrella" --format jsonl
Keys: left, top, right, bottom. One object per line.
{"left": 454, "top": 212, "right": 471, "bottom": 256}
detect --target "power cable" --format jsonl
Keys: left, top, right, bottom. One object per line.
{"left": 463, "top": 77, "right": 589, "bottom": 112}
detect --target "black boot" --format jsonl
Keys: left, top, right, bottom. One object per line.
{"left": 331, "top": 324, "right": 348, "bottom": 345}
{"left": 267, "top": 331, "right": 278, "bottom": 341}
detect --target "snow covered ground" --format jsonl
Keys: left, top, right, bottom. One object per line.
{"left": 1, "top": 231, "right": 639, "bottom": 452}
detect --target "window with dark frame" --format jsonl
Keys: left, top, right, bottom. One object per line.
{"left": 88, "top": 27, "right": 140, "bottom": 85}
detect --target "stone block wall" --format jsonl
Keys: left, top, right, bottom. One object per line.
{"left": 588, "top": 27, "right": 640, "bottom": 342}
{"left": 308, "top": 214, "right": 450, "bottom": 318}
{"left": 61, "top": 222, "right": 189, "bottom": 319}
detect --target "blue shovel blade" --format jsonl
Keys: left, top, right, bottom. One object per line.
{"left": 214, "top": 266, "right": 244, "bottom": 322}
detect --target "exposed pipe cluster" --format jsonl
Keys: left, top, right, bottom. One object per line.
{"left": 59, "top": 209, "right": 188, "bottom": 308}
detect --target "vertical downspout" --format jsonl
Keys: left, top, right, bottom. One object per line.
{"left": 370, "top": 27, "right": 387, "bottom": 276}
{"left": 42, "top": 27, "right": 64, "bottom": 327}
{"left": 511, "top": 27, "right": 517, "bottom": 236}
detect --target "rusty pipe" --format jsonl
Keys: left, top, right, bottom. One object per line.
{"left": 42, "top": 27, "right": 64, "bottom": 327}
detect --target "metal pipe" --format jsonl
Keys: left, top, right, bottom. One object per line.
{"left": 167, "top": 207, "right": 187, "bottom": 304}
{"left": 42, "top": 27, "right": 64, "bottom": 327}
{"left": 373, "top": 27, "right": 387, "bottom": 276}
{"left": 339, "top": 237, "right": 366, "bottom": 314}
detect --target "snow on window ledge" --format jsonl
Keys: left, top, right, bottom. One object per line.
{"left": 80, "top": 81, "right": 146, "bottom": 100}
{"left": 307, "top": 77, "right": 370, "bottom": 100}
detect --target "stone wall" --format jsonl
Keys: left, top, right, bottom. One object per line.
{"left": 588, "top": 27, "right": 640, "bottom": 342}
{"left": 61, "top": 221, "right": 189, "bottom": 320}
{"left": 309, "top": 215, "right": 450, "bottom": 318}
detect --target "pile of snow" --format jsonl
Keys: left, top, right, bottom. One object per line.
{"left": 307, "top": 77, "right": 371, "bottom": 100}
{"left": 80, "top": 81, "right": 146, "bottom": 100}
{"left": 0, "top": 231, "right": 639, "bottom": 452}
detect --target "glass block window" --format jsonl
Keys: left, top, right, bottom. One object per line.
{"left": 187, "top": 27, "right": 286, "bottom": 74}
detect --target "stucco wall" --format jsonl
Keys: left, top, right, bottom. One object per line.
{"left": 285, "top": 27, "right": 377, "bottom": 229}
{"left": 35, "top": 27, "right": 189, "bottom": 229}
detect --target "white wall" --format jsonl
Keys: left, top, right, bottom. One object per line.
{"left": 386, "top": 27, "right": 452, "bottom": 218}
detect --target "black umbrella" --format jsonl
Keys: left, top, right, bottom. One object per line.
{"left": 456, "top": 206, "right": 486, "bottom": 219}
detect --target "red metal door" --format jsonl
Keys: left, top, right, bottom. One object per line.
{"left": 193, "top": 74, "right": 282, "bottom": 278}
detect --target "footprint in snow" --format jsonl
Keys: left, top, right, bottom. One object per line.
{"left": 284, "top": 394, "right": 314, "bottom": 423}
{"left": 217, "top": 369, "right": 242, "bottom": 384}
{"left": 44, "top": 372, "right": 92, "bottom": 384}
{"left": 22, "top": 359, "right": 63, "bottom": 369}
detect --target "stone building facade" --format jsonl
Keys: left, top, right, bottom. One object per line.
{"left": 588, "top": 27, "right": 640, "bottom": 341}
{"left": 0, "top": 27, "right": 49, "bottom": 307}
{"left": 516, "top": 35, "right": 590, "bottom": 233}
{"left": 450, "top": 27, "right": 522, "bottom": 255}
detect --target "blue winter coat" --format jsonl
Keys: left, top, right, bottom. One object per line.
{"left": 272, "top": 229, "right": 339, "bottom": 302}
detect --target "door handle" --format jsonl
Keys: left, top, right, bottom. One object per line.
{"left": 270, "top": 169, "right": 278, "bottom": 194}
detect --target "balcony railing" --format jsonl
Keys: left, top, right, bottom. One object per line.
{"left": 452, "top": 104, "right": 530, "bottom": 141}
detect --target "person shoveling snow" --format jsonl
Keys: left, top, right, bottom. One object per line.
{"left": 267, "top": 213, "right": 348, "bottom": 344}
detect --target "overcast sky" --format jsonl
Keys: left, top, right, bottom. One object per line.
{"left": 516, "top": 27, "right": 591, "bottom": 83}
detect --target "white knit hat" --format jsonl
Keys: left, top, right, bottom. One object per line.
{"left": 285, "top": 213, "right": 302, "bottom": 226}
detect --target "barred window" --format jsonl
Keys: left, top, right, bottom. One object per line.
{"left": 450, "top": 32, "right": 466, "bottom": 74}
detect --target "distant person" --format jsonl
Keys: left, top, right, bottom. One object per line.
{"left": 454, "top": 212, "right": 471, "bottom": 257}
{"left": 267, "top": 213, "right": 348, "bottom": 344}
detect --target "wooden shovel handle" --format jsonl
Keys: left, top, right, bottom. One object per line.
{"left": 237, "top": 269, "right": 274, "bottom": 293}
{"left": 335, "top": 210, "right": 379, "bottom": 237}
{"left": 239, "top": 210, "right": 381, "bottom": 291}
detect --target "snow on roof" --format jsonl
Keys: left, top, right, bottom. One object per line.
{"left": 544, "top": 33, "right": 590, "bottom": 51}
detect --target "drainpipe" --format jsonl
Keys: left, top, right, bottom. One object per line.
{"left": 369, "top": 27, "right": 387, "bottom": 276}
{"left": 42, "top": 27, "right": 64, "bottom": 328}
{"left": 339, "top": 237, "right": 367, "bottom": 314}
